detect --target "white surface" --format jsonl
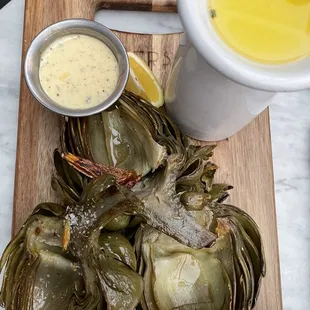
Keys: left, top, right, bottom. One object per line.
{"left": 0, "top": 1, "right": 309, "bottom": 309}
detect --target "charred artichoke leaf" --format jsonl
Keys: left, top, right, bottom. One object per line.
{"left": 139, "top": 226, "right": 232, "bottom": 310}
{"left": 176, "top": 145, "right": 232, "bottom": 203}
{"left": 63, "top": 152, "right": 141, "bottom": 188}
{"left": 201, "top": 162, "right": 218, "bottom": 192}
{"left": 178, "top": 145, "right": 215, "bottom": 178}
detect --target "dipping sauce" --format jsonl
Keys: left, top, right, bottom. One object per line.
{"left": 39, "top": 34, "right": 119, "bottom": 109}
{"left": 209, "top": 0, "right": 310, "bottom": 64}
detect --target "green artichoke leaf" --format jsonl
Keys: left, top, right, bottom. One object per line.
{"left": 0, "top": 239, "right": 24, "bottom": 307}
{"left": 94, "top": 253, "right": 143, "bottom": 310}
{"left": 104, "top": 214, "right": 131, "bottom": 231}
{"left": 211, "top": 203, "right": 266, "bottom": 309}
{"left": 54, "top": 149, "right": 84, "bottom": 193}
{"left": 31, "top": 202, "right": 67, "bottom": 218}
{"left": 51, "top": 176, "right": 79, "bottom": 204}
{"left": 68, "top": 117, "right": 87, "bottom": 158}
{"left": 229, "top": 218, "right": 255, "bottom": 309}
{"left": 120, "top": 92, "right": 183, "bottom": 144}
{"left": 86, "top": 113, "right": 111, "bottom": 165}
{"left": 236, "top": 220, "right": 263, "bottom": 308}
{"left": 208, "top": 184, "right": 234, "bottom": 202}
{"left": 27, "top": 217, "right": 84, "bottom": 310}
{"left": 138, "top": 228, "right": 158, "bottom": 310}
{"left": 201, "top": 162, "right": 218, "bottom": 192}
{"left": 32, "top": 252, "right": 83, "bottom": 310}
{"left": 89, "top": 106, "right": 166, "bottom": 176}
{"left": 212, "top": 203, "right": 266, "bottom": 277}
{"left": 99, "top": 232, "right": 137, "bottom": 270}
{"left": 140, "top": 227, "right": 232, "bottom": 310}
{"left": 212, "top": 220, "right": 237, "bottom": 309}
{"left": 64, "top": 175, "right": 143, "bottom": 258}
{"left": 180, "top": 192, "right": 211, "bottom": 211}
{"left": 1, "top": 215, "right": 84, "bottom": 310}
{"left": 61, "top": 175, "right": 144, "bottom": 310}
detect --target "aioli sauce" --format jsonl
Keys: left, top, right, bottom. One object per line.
{"left": 39, "top": 34, "right": 119, "bottom": 109}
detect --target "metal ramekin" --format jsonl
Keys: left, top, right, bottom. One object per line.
{"left": 24, "top": 19, "right": 129, "bottom": 117}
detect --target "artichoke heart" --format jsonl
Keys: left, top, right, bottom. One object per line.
{"left": 139, "top": 227, "right": 232, "bottom": 310}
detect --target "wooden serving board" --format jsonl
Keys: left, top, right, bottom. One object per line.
{"left": 13, "top": 0, "right": 282, "bottom": 309}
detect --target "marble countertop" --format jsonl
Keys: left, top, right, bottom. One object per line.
{"left": 0, "top": 1, "right": 309, "bottom": 309}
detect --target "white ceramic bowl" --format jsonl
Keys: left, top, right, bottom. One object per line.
{"left": 178, "top": 0, "right": 310, "bottom": 92}
{"left": 166, "top": 0, "right": 310, "bottom": 141}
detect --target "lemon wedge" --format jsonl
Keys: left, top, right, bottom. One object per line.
{"left": 126, "top": 52, "right": 164, "bottom": 108}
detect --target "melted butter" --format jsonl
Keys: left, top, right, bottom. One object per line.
{"left": 209, "top": 0, "right": 310, "bottom": 64}
{"left": 39, "top": 34, "right": 119, "bottom": 109}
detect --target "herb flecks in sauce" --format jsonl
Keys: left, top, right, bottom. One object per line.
{"left": 39, "top": 34, "right": 119, "bottom": 109}
{"left": 210, "top": 9, "right": 217, "bottom": 18}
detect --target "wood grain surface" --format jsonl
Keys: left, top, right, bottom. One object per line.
{"left": 13, "top": 0, "right": 282, "bottom": 309}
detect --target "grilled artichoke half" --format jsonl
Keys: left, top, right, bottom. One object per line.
{"left": 0, "top": 176, "right": 144, "bottom": 310}
{"left": 136, "top": 202, "right": 265, "bottom": 310}
{"left": 0, "top": 93, "right": 266, "bottom": 309}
